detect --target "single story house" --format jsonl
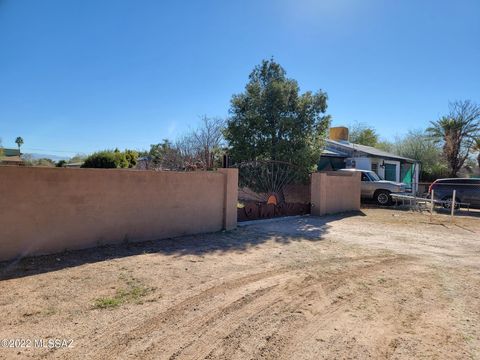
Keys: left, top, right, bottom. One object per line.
{"left": 64, "top": 162, "right": 83, "bottom": 168}
{"left": 319, "top": 127, "right": 420, "bottom": 193}
{"left": 0, "top": 148, "right": 24, "bottom": 166}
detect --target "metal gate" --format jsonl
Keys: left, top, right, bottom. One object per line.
{"left": 231, "top": 160, "right": 310, "bottom": 221}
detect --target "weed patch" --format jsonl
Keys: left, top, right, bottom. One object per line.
{"left": 93, "top": 275, "right": 154, "bottom": 309}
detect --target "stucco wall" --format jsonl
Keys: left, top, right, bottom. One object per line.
{"left": 0, "top": 167, "right": 238, "bottom": 262}
{"left": 310, "top": 171, "right": 361, "bottom": 216}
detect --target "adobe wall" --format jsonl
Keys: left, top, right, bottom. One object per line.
{"left": 0, "top": 167, "right": 237, "bottom": 261}
{"left": 310, "top": 171, "right": 361, "bottom": 216}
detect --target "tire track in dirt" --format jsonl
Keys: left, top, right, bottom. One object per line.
{"left": 201, "top": 256, "right": 410, "bottom": 360}
{"left": 91, "top": 255, "right": 415, "bottom": 360}
{"left": 87, "top": 268, "right": 293, "bottom": 359}
{"left": 282, "top": 263, "right": 471, "bottom": 359}
{"left": 85, "top": 255, "right": 392, "bottom": 359}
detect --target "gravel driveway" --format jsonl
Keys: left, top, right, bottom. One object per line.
{"left": 1, "top": 208, "right": 479, "bottom": 359}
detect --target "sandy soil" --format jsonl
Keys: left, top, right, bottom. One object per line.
{"left": 1, "top": 208, "right": 479, "bottom": 360}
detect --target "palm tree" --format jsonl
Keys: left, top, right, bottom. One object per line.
{"left": 15, "top": 136, "right": 24, "bottom": 152}
{"left": 473, "top": 138, "right": 480, "bottom": 170}
{"left": 427, "top": 100, "right": 480, "bottom": 177}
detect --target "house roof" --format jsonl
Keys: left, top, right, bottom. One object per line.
{"left": 321, "top": 148, "right": 348, "bottom": 157}
{"left": 0, "top": 155, "right": 24, "bottom": 163}
{"left": 325, "top": 139, "right": 417, "bottom": 163}
{"left": 65, "top": 162, "right": 83, "bottom": 167}
{"left": 1, "top": 148, "right": 21, "bottom": 156}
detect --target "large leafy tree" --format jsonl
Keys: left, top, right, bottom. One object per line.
{"left": 427, "top": 100, "right": 480, "bottom": 177}
{"left": 348, "top": 122, "right": 379, "bottom": 147}
{"left": 391, "top": 130, "right": 448, "bottom": 181}
{"left": 82, "top": 151, "right": 119, "bottom": 168}
{"left": 224, "top": 59, "right": 331, "bottom": 176}
{"left": 124, "top": 149, "right": 139, "bottom": 168}
{"left": 81, "top": 149, "right": 132, "bottom": 169}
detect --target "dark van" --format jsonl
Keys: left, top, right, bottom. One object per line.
{"left": 429, "top": 178, "right": 480, "bottom": 209}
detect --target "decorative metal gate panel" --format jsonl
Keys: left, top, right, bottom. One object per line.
{"left": 231, "top": 160, "right": 310, "bottom": 221}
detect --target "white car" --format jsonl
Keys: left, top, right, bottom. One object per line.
{"left": 339, "top": 169, "right": 406, "bottom": 205}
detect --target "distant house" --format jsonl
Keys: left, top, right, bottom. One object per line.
{"left": 319, "top": 127, "right": 420, "bottom": 193}
{"left": 0, "top": 148, "right": 24, "bottom": 166}
{"left": 135, "top": 156, "right": 151, "bottom": 170}
{"left": 64, "top": 162, "right": 83, "bottom": 168}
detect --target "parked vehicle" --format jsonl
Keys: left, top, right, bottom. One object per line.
{"left": 338, "top": 169, "right": 406, "bottom": 205}
{"left": 429, "top": 178, "right": 480, "bottom": 209}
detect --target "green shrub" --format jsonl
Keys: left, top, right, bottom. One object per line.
{"left": 82, "top": 151, "right": 119, "bottom": 168}
{"left": 82, "top": 149, "right": 139, "bottom": 169}
{"left": 124, "top": 149, "right": 138, "bottom": 168}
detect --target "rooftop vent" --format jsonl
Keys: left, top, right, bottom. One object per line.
{"left": 329, "top": 127, "right": 349, "bottom": 142}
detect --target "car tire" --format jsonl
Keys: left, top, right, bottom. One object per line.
{"left": 442, "top": 196, "right": 460, "bottom": 210}
{"left": 375, "top": 190, "right": 392, "bottom": 206}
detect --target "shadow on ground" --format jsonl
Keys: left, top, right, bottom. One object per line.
{"left": 0, "top": 211, "right": 364, "bottom": 281}
{"left": 362, "top": 201, "right": 480, "bottom": 218}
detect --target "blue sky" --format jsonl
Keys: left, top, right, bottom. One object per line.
{"left": 0, "top": 0, "right": 479, "bottom": 157}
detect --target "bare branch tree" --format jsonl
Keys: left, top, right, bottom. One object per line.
{"left": 191, "top": 116, "right": 226, "bottom": 170}
{"left": 144, "top": 116, "right": 226, "bottom": 171}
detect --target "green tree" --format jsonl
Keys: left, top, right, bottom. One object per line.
{"left": 149, "top": 140, "right": 182, "bottom": 170}
{"left": 124, "top": 149, "right": 139, "bottom": 168}
{"left": 391, "top": 130, "right": 447, "bottom": 181}
{"left": 348, "top": 123, "right": 379, "bottom": 147}
{"left": 34, "top": 158, "right": 56, "bottom": 167}
{"left": 113, "top": 148, "right": 129, "bottom": 168}
{"left": 81, "top": 150, "right": 129, "bottom": 169}
{"left": 56, "top": 160, "right": 67, "bottom": 167}
{"left": 376, "top": 140, "right": 393, "bottom": 152}
{"left": 427, "top": 100, "right": 480, "bottom": 177}
{"left": 15, "top": 136, "right": 24, "bottom": 151}
{"left": 224, "top": 59, "right": 331, "bottom": 176}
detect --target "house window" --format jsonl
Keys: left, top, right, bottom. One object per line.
{"left": 371, "top": 163, "right": 378, "bottom": 175}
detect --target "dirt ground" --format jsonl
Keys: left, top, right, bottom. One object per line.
{"left": 1, "top": 208, "right": 480, "bottom": 360}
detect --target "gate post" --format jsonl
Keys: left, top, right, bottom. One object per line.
{"left": 310, "top": 172, "right": 326, "bottom": 216}
{"left": 310, "top": 171, "right": 361, "bottom": 216}
{"left": 219, "top": 168, "right": 238, "bottom": 230}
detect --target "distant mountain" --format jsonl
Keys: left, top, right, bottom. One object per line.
{"left": 23, "top": 153, "right": 69, "bottom": 161}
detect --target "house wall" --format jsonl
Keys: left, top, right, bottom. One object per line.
{"left": 414, "top": 163, "right": 420, "bottom": 194}
{"left": 354, "top": 157, "right": 402, "bottom": 182}
{"left": 310, "top": 171, "right": 361, "bottom": 216}
{"left": 383, "top": 159, "right": 401, "bottom": 181}
{"left": 346, "top": 157, "right": 371, "bottom": 171}
{"left": 0, "top": 167, "right": 238, "bottom": 262}
{"left": 370, "top": 157, "right": 382, "bottom": 177}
